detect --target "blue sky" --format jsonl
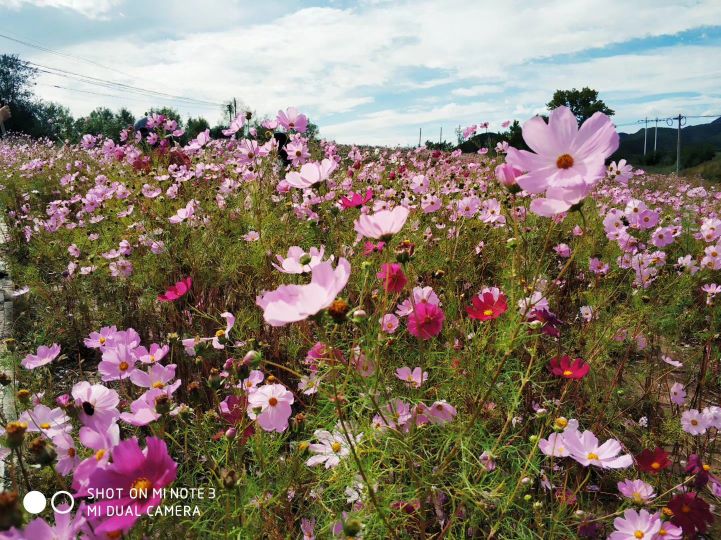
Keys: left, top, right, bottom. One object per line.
{"left": 1, "top": 0, "right": 721, "bottom": 145}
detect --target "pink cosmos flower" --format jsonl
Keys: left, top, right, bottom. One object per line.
{"left": 539, "top": 432, "right": 570, "bottom": 457}
{"left": 246, "top": 383, "right": 294, "bottom": 432}
{"left": 285, "top": 159, "right": 337, "bottom": 189}
{"left": 395, "top": 366, "right": 428, "bottom": 388}
{"left": 119, "top": 389, "right": 167, "bottom": 427}
{"left": 669, "top": 382, "right": 686, "bottom": 405}
{"left": 134, "top": 343, "right": 169, "bottom": 364}
{"left": 377, "top": 263, "right": 407, "bottom": 293}
{"left": 168, "top": 199, "right": 197, "bottom": 224}
{"left": 98, "top": 342, "right": 137, "bottom": 381}
{"left": 354, "top": 206, "right": 409, "bottom": 239}
{"left": 341, "top": 188, "right": 373, "bottom": 208}
{"left": 426, "top": 400, "right": 457, "bottom": 424}
{"left": 222, "top": 113, "right": 245, "bottom": 137}
{"left": 72, "top": 381, "right": 120, "bottom": 429}
{"left": 407, "top": 302, "right": 444, "bottom": 340}
{"left": 277, "top": 106, "right": 308, "bottom": 133}
{"left": 129, "top": 363, "right": 180, "bottom": 394}
{"left": 273, "top": 246, "right": 331, "bottom": 274}
{"left": 380, "top": 313, "right": 399, "bottom": 334}
{"left": 609, "top": 509, "right": 661, "bottom": 540}
{"left": 21, "top": 343, "right": 61, "bottom": 369}
{"left": 239, "top": 370, "right": 264, "bottom": 393}
{"left": 84, "top": 437, "right": 178, "bottom": 534}
{"left": 494, "top": 163, "right": 522, "bottom": 188}
{"left": 256, "top": 258, "right": 351, "bottom": 326}
{"left": 617, "top": 479, "right": 655, "bottom": 503}
{"left": 505, "top": 106, "right": 619, "bottom": 216}
{"left": 2, "top": 503, "right": 86, "bottom": 540}
{"left": 18, "top": 404, "right": 71, "bottom": 439}
{"left": 563, "top": 429, "right": 632, "bottom": 469}
{"left": 681, "top": 409, "right": 708, "bottom": 435}
{"left": 157, "top": 277, "right": 192, "bottom": 302}
{"left": 53, "top": 432, "right": 80, "bottom": 475}
{"left": 396, "top": 286, "right": 441, "bottom": 317}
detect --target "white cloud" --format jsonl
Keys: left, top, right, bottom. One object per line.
{"left": 5, "top": 0, "right": 721, "bottom": 143}
{"left": 3, "top": 0, "right": 123, "bottom": 19}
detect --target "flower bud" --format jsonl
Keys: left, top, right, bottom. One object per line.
{"left": 343, "top": 517, "right": 362, "bottom": 537}
{"left": 28, "top": 436, "right": 57, "bottom": 466}
{"left": 0, "top": 491, "right": 22, "bottom": 531}
{"left": 4, "top": 421, "right": 28, "bottom": 449}
{"left": 220, "top": 468, "right": 238, "bottom": 489}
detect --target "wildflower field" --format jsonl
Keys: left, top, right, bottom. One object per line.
{"left": 1, "top": 106, "right": 721, "bottom": 539}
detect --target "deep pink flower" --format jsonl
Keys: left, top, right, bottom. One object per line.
{"left": 466, "top": 287, "right": 507, "bottom": 321}
{"left": 377, "top": 263, "right": 407, "bottom": 293}
{"left": 84, "top": 437, "right": 178, "bottom": 534}
{"left": 157, "top": 277, "right": 192, "bottom": 302}
{"left": 407, "top": 302, "right": 444, "bottom": 340}
{"left": 548, "top": 355, "right": 590, "bottom": 379}
{"left": 341, "top": 188, "right": 373, "bottom": 209}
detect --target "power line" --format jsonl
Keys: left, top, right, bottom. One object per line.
{"left": 0, "top": 31, "right": 138, "bottom": 80}
{"left": 28, "top": 62, "right": 224, "bottom": 108}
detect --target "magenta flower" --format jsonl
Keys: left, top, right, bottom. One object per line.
{"left": 256, "top": 258, "right": 351, "bottom": 326}
{"left": 84, "top": 437, "right": 178, "bottom": 534}
{"left": 21, "top": 343, "right": 61, "bottom": 369}
{"left": 407, "top": 302, "right": 444, "bottom": 340}
{"left": 377, "top": 263, "right": 407, "bottom": 293}
{"left": 157, "top": 276, "right": 192, "bottom": 302}
{"left": 506, "top": 106, "right": 619, "bottom": 216}
{"left": 247, "top": 383, "right": 294, "bottom": 432}
{"left": 354, "top": 206, "right": 409, "bottom": 239}
{"left": 341, "top": 188, "right": 373, "bottom": 209}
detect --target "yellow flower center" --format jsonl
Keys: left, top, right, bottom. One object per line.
{"left": 587, "top": 452, "right": 599, "bottom": 460}
{"left": 152, "top": 381, "right": 165, "bottom": 389}
{"left": 556, "top": 154, "right": 574, "bottom": 169}
{"left": 554, "top": 417, "right": 568, "bottom": 429}
{"left": 215, "top": 329, "right": 225, "bottom": 338}
{"left": 562, "top": 369, "right": 573, "bottom": 377}
{"left": 658, "top": 529, "right": 667, "bottom": 537}
{"left": 331, "top": 442, "right": 342, "bottom": 453}
{"left": 268, "top": 397, "right": 278, "bottom": 407}
{"left": 131, "top": 477, "right": 153, "bottom": 499}
{"left": 483, "top": 309, "right": 494, "bottom": 316}
{"left": 703, "top": 464, "right": 712, "bottom": 471}
{"left": 651, "top": 462, "right": 661, "bottom": 470}
{"left": 40, "top": 422, "right": 51, "bottom": 429}
{"left": 634, "top": 532, "right": 644, "bottom": 539}
{"left": 149, "top": 354, "right": 156, "bottom": 363}
{"left": 99, "top": 337, "right": 106, "bottom": 344}
{"left": 119, "top": 361, "right": 129, "bottom": 371}
{"left": 95, "top": 449, "right": 105, "bottom": 461}
{"left": 632, "top": 492, "right": 643, "bottom": 504}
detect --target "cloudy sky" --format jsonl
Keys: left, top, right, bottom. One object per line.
{"left": 1, "top": 0, "right": 721, "bottom": 145}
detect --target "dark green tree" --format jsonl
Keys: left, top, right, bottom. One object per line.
{"left": 547, "top": 87, "right": 614, "bottom": 123}
{"left": 186, "top": 116, "right": 210, "bottom": 140}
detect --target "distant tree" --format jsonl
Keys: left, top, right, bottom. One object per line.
{"left": 75, "top": 107, "right": 135, "bottom": 141}
{"left": 506, "top": 120, "right": 527, "bottom": 151}
{"left": 425, "top": 140, "right": 454, "bottom": 152}
{"left": 547, "top": 87, "right": 614, "bottom": 123}
{"left": 186, "top": 116, "right": 210, "bottom": 140}
{"left": 0, "top": 54, "right": 36, "bottom": 104}
{"left": 36, "top": 102, "right": 76, "bottom": 141}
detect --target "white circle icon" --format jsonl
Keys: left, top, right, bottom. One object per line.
{"left": 23, "top": 491, "right": 47, "bottom": 514}
{"left": 51, "top": 491, "right": 75, "bottom": 514}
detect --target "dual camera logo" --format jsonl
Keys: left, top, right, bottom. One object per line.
{"left": 22, "top": 490, "right": 74, "bottom": 514}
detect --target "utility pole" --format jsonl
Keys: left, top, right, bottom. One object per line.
{"left": 666, "top": 114, "right": 687, "bottom": 175}
{"left": 654, "top": 117, "right": 658, "bottom": 153}
{"left": 418, "top": 127, "right": 422, "bottom": 148}
{"left": 439, "top": 126, "right": 442, "bottom": 145}
{"left": 643, "top": 117, "right": 648, "bottom": 155}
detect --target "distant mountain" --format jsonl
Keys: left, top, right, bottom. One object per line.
{"left": 613, "top": 117, "right": 721, "bottom": 165}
